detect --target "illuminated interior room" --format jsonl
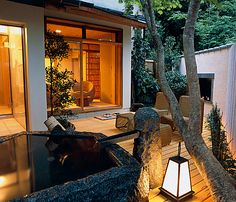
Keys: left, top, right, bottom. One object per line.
{"left": 0, "top": 24, "right": 27, "bottom": 134}
{"left": 46, "top": 18, "right": 122, "bottom": 112}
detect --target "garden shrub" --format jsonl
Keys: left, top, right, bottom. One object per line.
{"left": 45, "top": 30, "right": 75, "bottom": 115}
{"left": 131, "top": 29, "right": 159, "bottom": 105}
{"left": 132, "top": 67, "right": 159, "bottom": 105}
{"left": 206, "top": 104, "right": 236, "bottom": 179}
{"left": 131, "top": 29, "right": 186, "bottom": 105}
{"left": 45, "top": 65, "right": 75, "bottom": 114}
{"left": 165, "top": 70, "right": 187, "bottom": 100}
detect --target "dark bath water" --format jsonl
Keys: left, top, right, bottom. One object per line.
{"left": 0, "top": 134, "right": 116, "bottom": 201}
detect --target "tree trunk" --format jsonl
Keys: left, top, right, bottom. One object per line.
{"left": 140, "top": 0, "right": 236, "bottom": 200}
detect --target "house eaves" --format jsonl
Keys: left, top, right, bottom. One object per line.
{"left": 9, "top": 0, "right": 147, "bottom": 28}
{"left": 46, "top": 0, "right": 147, "bottom": 28}
{"left": 8, "top": 0, "right": 45, "bottom": 7}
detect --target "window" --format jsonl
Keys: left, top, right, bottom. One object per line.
{"left": 45, "top": 18, "right": 122, "bottom": 112}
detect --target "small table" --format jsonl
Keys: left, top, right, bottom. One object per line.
{"left": 115, "top": 112, "right": 135, "bottom": 131}
{"left": 115, "top": 112, "right": 172, "bottom": 146}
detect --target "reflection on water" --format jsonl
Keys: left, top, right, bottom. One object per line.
{"left": 0, "top": 135, "right": 30, "bottom": 202}
{"left": 0, "top": 134, "right": 115, "bottom": 201}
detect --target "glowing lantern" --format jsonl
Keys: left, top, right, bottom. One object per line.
{"left": 160, "top": 142, "right": 194, "bottom": 201}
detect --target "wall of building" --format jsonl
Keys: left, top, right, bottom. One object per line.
{"left": 179, "top": 47, "right": 231, "bottom": 115}
{"left": 0, "top": 1, "right": 47, "bottom": 131}
{"left": 0, "top": 1, "right": 133, "bottom": 131}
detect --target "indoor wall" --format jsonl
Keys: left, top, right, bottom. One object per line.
{"left": 100, "top": 44, "right": 116, "bottom": 104}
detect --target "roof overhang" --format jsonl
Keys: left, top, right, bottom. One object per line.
{"left": 45, "top": 1, "right": 147, "bottom": 28}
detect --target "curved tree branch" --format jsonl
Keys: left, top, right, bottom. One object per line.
{"left": 139, "top": 0, "right": 187, "bottom": 135}
{"left": 139, "top": 0, "right": 236, "bottom": 200}
{"left": 183, "top": 0, "right": 201, "bottom": 135}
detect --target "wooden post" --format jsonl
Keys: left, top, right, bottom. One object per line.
{"left": 133, "top": 107, "right": 163, "bottom": 189}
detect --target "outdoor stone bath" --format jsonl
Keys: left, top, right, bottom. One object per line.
{"left": 1, "top": 131, "right": 138, "bottom": 202}
{"left": 0, "top": 108, "right": 162, "bottom": 202}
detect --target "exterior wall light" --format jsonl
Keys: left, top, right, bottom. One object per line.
{"left": 160, "top": 142, "right": 194, "bottom": 201}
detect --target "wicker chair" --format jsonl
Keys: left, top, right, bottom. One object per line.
{"left": 161, "top": 95, "right": 204, "bottom": 133}
{"left": 154, "top": 92, "right": 170, "bottom": 116}
{"left": 71, "top": 81, "right": 95, "bottom": 106}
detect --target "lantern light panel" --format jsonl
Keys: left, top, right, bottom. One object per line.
{"left": 160, "top": 156, "right": 194, "bottom": 201}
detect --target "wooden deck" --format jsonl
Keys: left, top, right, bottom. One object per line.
{"left": 71, "top": 117, "right": 213, "bottom": 202}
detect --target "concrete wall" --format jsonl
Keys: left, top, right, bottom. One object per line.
{"left": 0, "top": 1, "right": 47, "bottom": 131}
{"left": 179, "top": 47, "right": 231, "bottom": 115}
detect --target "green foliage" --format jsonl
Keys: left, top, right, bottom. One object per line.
{"left": 45, "top": 65, "right": 75, "bottom": 114}
{"left": 45, "top": 30, "right": 69, "bottom": 62}
{"left": 206, "top": 105, "right": 236, "bottom": 179}
{"left": 45, "top": 31, "right": 74, "bottom": 115}
{"left": 132, "top": 29, "right": 150, "bottom": 70}
{"left": 132, "top": 29, "right": 159, "bottom": 105}
{"left": 164, "top": 36, "right": 181, "bottom": 71}
{"left": 132, "top": 29, "right": 185, "bottom": 104}
{"left": 165, "top": 70, "right": 187, "bottom": 100}
{"left": 132, "top": 67, "right": 159, "bottom": 105}
{"left": 152, "top": 0, "right": 182, "bottom": 15}
{"left": 124, "top": 0, "right": 235, "bottom": 52}
{"left": 119, "top": 0, "right": 182, "bottom": 15}
{"left": 196, "top": 0, "right": 236, "bottom": 50}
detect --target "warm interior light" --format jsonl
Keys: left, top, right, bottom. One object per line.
{"left": 0, "top": 176, "right": 5, "bottom": 185}
{"left": 160, "top": 156, "right": 193, "bottom": 200}
{"left": 55, "top": 29, "right": 62, "bottom": 33}
{"left": 0, "top": 25, "right": 8, "bottom": 34}
{"left": 9, "top": 27, "right": 21, "bottom": 35}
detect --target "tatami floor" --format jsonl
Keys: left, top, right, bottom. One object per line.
{"left": 71, "top": 116, "right": 213, "bottom": 202}
{"left": 48, "top": 101, "right": 119, "bottom": 114}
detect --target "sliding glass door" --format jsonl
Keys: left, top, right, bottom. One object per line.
{"left": 8, "top": 26, "right": 26, "bottom": 128}
{"left": 0, "top": 25, "right": 26, "bottom": 129}
{"left": 60, "top": 41, "right": 84, "bottom": 108}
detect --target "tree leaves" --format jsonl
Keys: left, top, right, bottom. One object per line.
{"left": 195, "top": 0, "right": 236, "bottom": 50}
{"left": 45, "top": 30, "right": 70, "bottom": 62}
{"left": 120, "top": 0, "right": 182, "bottom": 15}
{"left": 45, "top": 30, "right": 75, "bottom": 115}
{"left": 46, "top": 65, "right": 76, "bottom": 113}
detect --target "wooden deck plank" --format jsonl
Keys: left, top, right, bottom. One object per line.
{"left": 71, "top": 117, "right": 213, "bottom": 202}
